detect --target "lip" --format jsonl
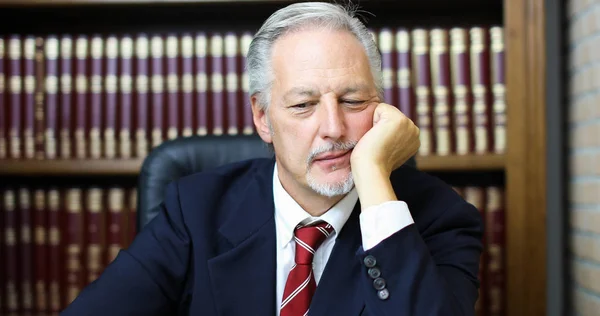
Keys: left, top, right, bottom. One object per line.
{"left": 314, "top": 150, "right": 351, "bottom": 161}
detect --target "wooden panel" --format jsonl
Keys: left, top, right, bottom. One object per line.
{"left": 505, "top": 0, "right": 547, "bottom": 314}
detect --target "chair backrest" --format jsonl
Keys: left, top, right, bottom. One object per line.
{"left": 136, "top": 134, "right": 417, "bottom": 231}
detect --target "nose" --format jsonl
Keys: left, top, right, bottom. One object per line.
{"left": 317, "top": 95, "right": 345, "bottom": 141}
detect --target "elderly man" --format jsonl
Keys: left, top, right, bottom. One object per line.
{"left": 61, "top": 2, "right": 482, "bottom": 315}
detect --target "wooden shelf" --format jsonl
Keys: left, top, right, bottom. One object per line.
{"left": 0, "top": 159, "right": 143, "bottom": 176}
{"left": 0, "top": 154, "right": 504, "bottom": 176}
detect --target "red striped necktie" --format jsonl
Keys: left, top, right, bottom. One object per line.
{"left": 280, "top": 221, "right": 334, "bottom": 316}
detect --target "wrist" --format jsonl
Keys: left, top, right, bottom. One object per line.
{"left": 352, "top": 163, "right": 397, "bottom": 210}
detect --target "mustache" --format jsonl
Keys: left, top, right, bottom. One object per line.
{"left": 306, "top": 140, "right": 358, "bottom": 166}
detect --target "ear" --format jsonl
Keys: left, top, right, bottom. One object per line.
{"left": 251, "top": 94, "right": 273, "bottom": 144}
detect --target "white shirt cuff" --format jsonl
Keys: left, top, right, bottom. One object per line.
{"left": 359, "top": 200, "right": 414, "bottom": 250}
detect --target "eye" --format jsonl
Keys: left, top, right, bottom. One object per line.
{"left": 291, "top": 101, "right": 317, "bottom": 109}
{"left": 341, "top": 99, "right": 365, "bottom": 105}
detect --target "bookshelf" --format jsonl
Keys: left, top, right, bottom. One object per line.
{"left": 0, "top": 0, "right": 548, "bottom": 316}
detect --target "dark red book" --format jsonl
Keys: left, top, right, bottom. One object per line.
{"left": 166, "top": 34, "right": 181, "bottom": 141}
{"left": 45, "top": 36, "right": 60, "bottom": 160}
{"left": 64, "top": 188, "right": 85, "bottom": 308}
{"left": 195, "top": 32, "right": 209, "bottom": 136}
{"left": 106, "top": 188, "right": 126, "bottom": 264}
{"left": 180, "top": 34, "right": 194, "bottom": 137}
{"left": 134, "top": 34, "right": 149, "bottom": 158}
{"left": 18, "top": 188, "right": 34, "bottom": 315}
{"left": 33, "top": 189, "right": 48, "bottom": 315}
{"left": 150, "top": 35, "right": 165, "bottom": 149}
{"left": 119, "top": 35, "right": 134, "bottom": 159}
{"left": 3, "top": 189, "right": 20, "bottom": 315}
{"left": 23, "top": 36, "right": 37, "bottom": 160}
{"left": 430, "top": 28, "right": 454, "bottom": 155}
{"left": 89, "top": 35, "right": 104, "bottom": 159}
{"left": 34, "top": 37, "right": 46, "bottom": 161}
{"left": 210, "top": 33, "right": 225, "bottom": 136}
{"left": 240, "top": 32, "right": 254, "bottom": 135}
{"left": 486, "top": 186, "right": 505, "bottom": 316}
{"left": 74, "top": 35, "right": 89, "bottom": 159}
{"left": 85, "top": 188, "right": 105, "bottom": 284}
{"left": 490, "top": 26, "right": 506, "bottom": 154}
{"left": 0, "top": 37, "right": 5, "bottom": 159}
{"left": 464, "top": 186, "right": 487, "bottom": 316}
{"left": 469, "top": 27, "right": 493, "bottom": 154}
{"left": 59, "top": 35, "right": 74, "bottom": 160}
{"left": 379, "top": 28, "right": 395, "bottom": 106}
{"left": 395, "top": 28, "right": 415, "bottom": 122}
{"left": 47, "top": 188, "right": 62, "bottom": 314}
{"left": 411, "top": 29, "right": 435, "bottom": 156}
{"left": 450, "top": 28, "right": 474, "bottom": 155}
{"left": 225, "top": 32, "right": 239, "bottom": 135}
{"left": 104, "top": 35, "right": 119, "bottom": 159}
{"left": 9, "top": 35, "right": 23, "bottom": 159}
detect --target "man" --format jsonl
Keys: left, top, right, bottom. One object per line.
{"left": 61, "top": 2, "right": 482, "bottom": 315}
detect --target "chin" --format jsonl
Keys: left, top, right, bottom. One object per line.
{"left": 306, "top": 169, "right": 355, "bottom": 198}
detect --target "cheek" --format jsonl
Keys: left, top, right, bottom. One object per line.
{"left": 348, "top": 111, "right": 374, "bottom": 137}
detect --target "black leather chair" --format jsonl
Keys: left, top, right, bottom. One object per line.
{"left": 136, "top": 134, "right": 417, "bottom": 232}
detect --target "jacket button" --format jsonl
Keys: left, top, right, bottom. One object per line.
{"left": 373, "top": 277, "right": 386, "bottom": 290}
{"left": 377, "top": 288, "right": 390, "bottom": 300}
{"left": 363, "top": 255, "right": 376, "bottom": 268}
{"left": 368, "top": 267, "right": 381, "bottom": 279}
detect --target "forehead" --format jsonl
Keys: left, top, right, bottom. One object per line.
{"left": 270, "top": 28, "right": 374, "bottom": 95}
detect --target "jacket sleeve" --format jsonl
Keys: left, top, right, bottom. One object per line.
{"left": 356, "top": 200, "right": 483, "bottom": 316}
{"left": 60, "top": 181, "right": 191, "bottom": 316}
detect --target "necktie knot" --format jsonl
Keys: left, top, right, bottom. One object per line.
{"left": 293, "top": 221, "right": 334, "bottom": 265}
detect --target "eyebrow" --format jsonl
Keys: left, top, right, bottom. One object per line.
{"left": 282, "top": 84, "right": 371, "bottom": 103}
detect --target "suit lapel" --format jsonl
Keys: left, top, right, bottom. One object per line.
{"left": 207, "top": 159, "right": 277, "bottom": 316}
{"left": 309, "top": 201, "right": 365, "bottom": 316}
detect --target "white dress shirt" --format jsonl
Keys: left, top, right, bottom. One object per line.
{"left": 273, "top": 164, "right": 414, "bottom": 315}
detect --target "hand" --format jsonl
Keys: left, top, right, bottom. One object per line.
{"left": 350, "top": 103, "right": 420, "bottom": 210}
{"left": 350, "top": 103, "right": 420, "bottom": 177}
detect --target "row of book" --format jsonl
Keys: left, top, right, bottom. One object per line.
{"left": 0, "top": 25, "right": 505, "bottom": 161}
{"left": 0, "top": 184, "right": 505, "bottom": 315}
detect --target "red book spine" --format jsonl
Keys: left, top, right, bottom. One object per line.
{"left": 119, "top": 35, "right": 133, "bottom": 159}
{"left": 9, "top": 35, "right": 22, "bottom": 159}
{"left": 450, "top": 28, "right": 474, "bottom": 155}
{"left": 490, "top": 27, "right": 506, "bottom": 154}
{"left": 85, "top": 188, "right": 105, "bottom": 284}
{"left": 3, "top": 189, "right": 20, "bottom": 315}
{"left": 89, "top": 35, "right": 104, "bottom": 159}
{"left": 64, "top": 188, "right": 84, "bottom": 307}
{"left": 240, "top": 32, "right": 253, "bottom": 135}
{"left": 411, "top": 29, "right": 435, "bottom": 156}
{"left": 470, "top": 27, "right": 492, "bottom": 154}
{"left": 135, "top": 34, "right": 149, "bottom": 158}
{"left": 33, "top": 189, "right": 48, "bottom": 315}
{"left": 60, "top": 35, "right": 73, "bottom": 160}
{"left": 104, "top": 36, "right": 119, "bottom": 159}
{"left": 74, "top": 36, "right": 89, "bottom": 159}
{"left": 106, "top": 188, "right": 125, "bottom": 264}
{"left": 47, "top": 189, "right": 62, "bottom": 314}
{"left": 181, "top": 34, "right": 194, "bottom": 137}
{"left": 195, "top": 33, "right": 208, "bottom": 136}
{"left": 18, "top": 188, "right": 34, "bottom": 314}
{"left": 379, "top": 28, "right": 395, "bottom": 106}
{"left": 23, "top": 37, "right": 37, "bottom": 160}
{"left": 225, "top": 32, "right": 239, "bottom": 135}
{"left": 34, "top": 37, "right": 46, "bottom": 161}
{"left": 45, "top": 36, "right": 59, "bottom": 160}
{"left": 0, "top": 37, "right": 5, "bottom": 159}
{"left": 430, "top": 28, "right": 454, "bottom": 155}
{"left": 150, "top": 35, "right": 164, "bottom": 148}
{"left": 486, "top": 186, "right": 505, "bottom": 316}
{"left": 210, "top": 34, "right": 224, "bottom": 136}
{"left": 395, "top": 28, "right": 415, "bottom": 121}
{"left": 166, "top": 34, "right": 180, "bottom": 141}
{"left": 128, "top": 188, "right": 137, "bottom": 245}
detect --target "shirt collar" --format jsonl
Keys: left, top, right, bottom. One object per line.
{"left": 273, "top": 162, "right": 358, "bottom": 249}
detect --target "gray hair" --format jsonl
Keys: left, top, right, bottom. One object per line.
{"left": 246, "top": 1, "right": 383, "bottom": 112}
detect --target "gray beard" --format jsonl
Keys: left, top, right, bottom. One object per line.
{"left": 306, "top": 169, "right": 354, "bottom": 197}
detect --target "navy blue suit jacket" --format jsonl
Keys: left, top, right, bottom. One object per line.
{"left": 61, "top": 158, "right": 483, "bottom": 315}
